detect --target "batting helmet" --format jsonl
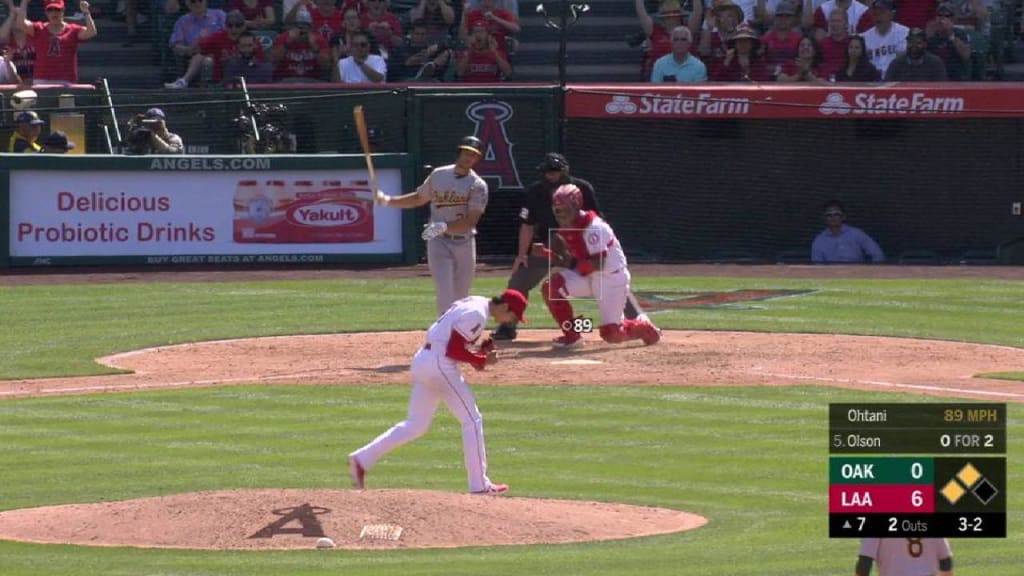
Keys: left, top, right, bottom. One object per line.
{"left": 552, "top": 184, "right": 582, "bottom": 211}
{"left": 457, "top": 136, "right": 484, "bottom": 156}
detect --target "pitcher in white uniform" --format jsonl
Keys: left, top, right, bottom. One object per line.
{"left": 348, "top": 289, "right": 528, "bottom": 494}
{"left": 376, "top": 136, "right": 489, "bottom": 316}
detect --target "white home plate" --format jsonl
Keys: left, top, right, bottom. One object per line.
{"left": 550, "top": 359, "right": 604, "bottom": 365}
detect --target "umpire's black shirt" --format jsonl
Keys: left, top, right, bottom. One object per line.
{"left": 518, "top": 176, "right": 601, "bottom": 246}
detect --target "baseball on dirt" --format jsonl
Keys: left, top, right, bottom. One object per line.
{"left": 316, "top": 537, "right": 335, "bottom": 549}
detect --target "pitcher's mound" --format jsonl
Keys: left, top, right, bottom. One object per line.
{"left": 0, "top": 489, "right": 707, "bottom": 550}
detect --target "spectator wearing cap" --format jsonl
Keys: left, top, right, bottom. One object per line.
{"left": 707, "top": 0, "right": 755, "bottom": 24}
{"left": 817, "top": 7, "right": 850, "bottom": 79}
{"left": 776, "top": 33, "right": 828, "bottom": 82}
{"left": 336, "top": 30, "right": 386, "bottom": 82}
{"left": 168, "top": 10, "right": 263, "bottom": 87}
{"left": 14, "top": 0, "right": 97, "bottom": 85}
{"left": 885, "top": 27, "right": 947, "bottom": 80}
{"left": 699, "top": 0, "right": 743, "bottom": 79}
{"left": 926, "top": 2, "right": 970, "bottom": 80}
{"left": 861, "top": 0, "right": 908, "bottom": 76}
{"left": 39, "top": 130, "right": 75, "bottom": 153}
{"left": 651, "top": 26, "right": 707, "bottom": 82}
{"left": 761, "top": 0, "right": 801, "bottom": 67}
{"left": 455, "top": 19, "right": 510, "bottom": 82}
{"left": 634, "top": 0, "right": 702, "bottom": 81}
{"left": 0, "top": 0, "right": 36, "bottom": 83}
{"left": 166, "top": 0, "right": 226, "bottom": 77}
{"left": 834, "top": 34, "right": 881, "bottom": 81}
{"left": 808, "top": 0, "right": 872, "bottom": 41}
{"left": 270, "top": 9, "right": 331, "bottom": 81}
{"left": 228, "top": 0, "right": 275, "bottom": 30}
{"left": 8, "top": 110, "right": 45, "bottom": 153}
{"left": 713, "top": 21, "right": 770, "bottom": 80}
{"left": 812, "top": 200, "right": 885, "bottom": 264}
{"left": 396, "top": 19, "right": 454, "bottom": 81}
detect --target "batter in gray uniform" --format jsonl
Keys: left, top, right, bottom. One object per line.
{"left": 376, "top": 136, "right": 489, "bottom": 315}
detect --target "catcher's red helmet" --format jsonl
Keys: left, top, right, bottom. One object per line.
{"left": 552, "top": 184, "right": 582, "bottom": 211}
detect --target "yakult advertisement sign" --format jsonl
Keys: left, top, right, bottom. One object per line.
{"left": 10, "top": 170, "right": 403, "bottom": 257}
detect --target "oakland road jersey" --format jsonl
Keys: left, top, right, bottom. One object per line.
{"left": 417, "top": 164, "right": 489, "bottom": 228}
{"left": 424, "top": 296, "right": 489, "bottom": 351}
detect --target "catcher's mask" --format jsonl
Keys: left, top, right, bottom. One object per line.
{"left": 552, "top": 184, "right": 582, "bottom": 220}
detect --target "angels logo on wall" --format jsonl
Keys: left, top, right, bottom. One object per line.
{"left": 464, "top": 101, "right": 523, "bottom": 189}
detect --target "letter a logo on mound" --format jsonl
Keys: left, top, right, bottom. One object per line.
{"left": 465, "top": 101, "right": 522, "bottom": 189}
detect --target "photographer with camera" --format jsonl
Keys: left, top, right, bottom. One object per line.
{"left": 126, "top": 108, "right": 184, "bottom": 155}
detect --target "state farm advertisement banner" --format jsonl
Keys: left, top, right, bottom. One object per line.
{"left": 9, "top": 169, "right": 404, "bottom": 257}
{"left": 565, "top": 84, "right": 1024, "bottom": 119}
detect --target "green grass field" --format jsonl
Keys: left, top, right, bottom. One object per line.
{"left": 0, "top": 275, "right": 1021, "bottom": 575}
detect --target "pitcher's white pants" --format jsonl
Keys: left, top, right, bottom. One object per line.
{"left": 350, "top": 346, "right": 494, "bottom": 492}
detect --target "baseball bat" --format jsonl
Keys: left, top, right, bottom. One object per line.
{"left": 352, "top": 105, "right": 381, "bottom": 204}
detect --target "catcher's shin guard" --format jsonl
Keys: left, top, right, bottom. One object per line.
{"left": 542, "top": 273, "right": 575, "bottom": 337}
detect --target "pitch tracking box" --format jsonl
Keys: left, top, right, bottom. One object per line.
{"left": 828, "top": 404, "right": 1007, "bottom": 538}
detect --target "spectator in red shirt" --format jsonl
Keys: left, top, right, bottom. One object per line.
{"left": 712, "top": 22, "right": 770, "bottom": 81}
{"left": 699, "top": 1, "right": 743, "bottom": 80}
{"left": 893, "top": 0, "right": 933, "bottom": 30}
{"left": 634, "top": 0, "right": 701, "bottom": 81}
{"left": 362, "top": 0, "right": 403, "bottom": 50}
{"left": 228, "top": 0, "right": 276, "bottom": 29}
{"left": 0, "top": 0, "right": 35, "bottom": 83}
{"left": 460, "top": 0, "right": 518, "bottom": 57}
{"left": 270, "top": 10, "right": 331, "bottom": 81}
{"left": 760, "top": 0, "right": 801, "bottom": 67}
{"left": 817, "top": 7, "right": 850, "bottom": 79}
{"left": 776, "top": 33, "right": 828, "bottom": 82}
{"left": 15, "top": 0, "right": 97, "bottom": 85}
{"left": 456, "top": 20, "right": 510, "bottom": 82}
{"left": 330, "top": 7, "right": 365, "bottom": 61}
{"left": 287, "top": 0, "right": 344, "bottom": 43}
{"left": 169, "top": 10, "right": 261, "bottom": 87}
{"left": 834, "top": 34, "right": 881, "bottom": 80}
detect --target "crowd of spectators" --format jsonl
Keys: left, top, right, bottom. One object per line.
{"left": 0, "top": 0, "right": 1015, "bottom": 88}
{"left": 637, "top": 0, "right": 1011, "bottom": 82}
{"left": 156, "top": 0, "right": 520, "bottom": 86}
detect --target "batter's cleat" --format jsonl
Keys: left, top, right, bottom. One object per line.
{"left": 552, "top": 335, "right": 585, "bottom": 349}
{"left": 491, "top": 324, "right": 517, "bottom": 341}
{"left": 637, "top": 321, "right": 662, "bottom": 346}
{"left": 348, "top": 456, "right": 365, "bottom": 489}
{"left": 472, "top": 483, "right": 510, "bottom": 495}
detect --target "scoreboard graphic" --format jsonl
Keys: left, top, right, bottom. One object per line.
{"left": 828, "top": 403, "right": 1007, "bottom": 538}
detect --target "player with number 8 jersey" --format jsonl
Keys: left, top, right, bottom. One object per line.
{"left": 855, "top": 538, "right": 953, "bottom": 576}
{"left": 536, "top": 184, "right": 661, "bottom": 349}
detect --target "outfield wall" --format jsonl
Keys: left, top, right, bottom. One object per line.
{"left": 2, "top": 84, "right": 1024, "bottom": 267}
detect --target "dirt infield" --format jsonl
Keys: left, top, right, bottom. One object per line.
{"left": 1, "top": 263, "right": 1022, "bottom": 551}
